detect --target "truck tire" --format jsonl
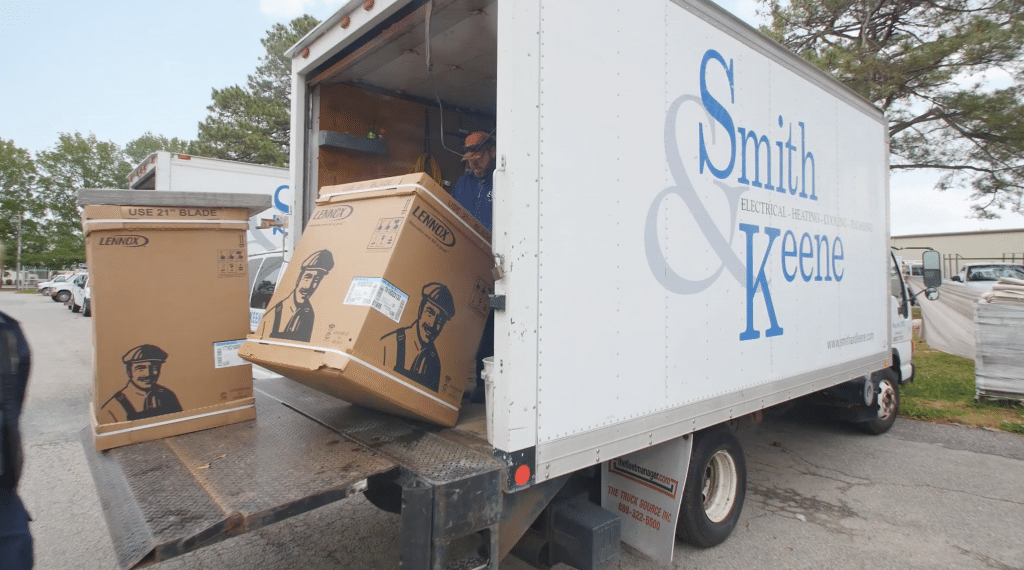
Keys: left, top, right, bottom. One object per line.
{"left": 860, "top": 369, "right": 899, "bottom": 435}
{"left": 676, "top": 426, "right": 746, "bottom": 548}
{"left": 71, "top": 301, "right": 81, "bottom": 313}
{"left": 83, "top": 299, "right": 91, "bottom": 317}
{"left": 54, "top": 291, "right": 70, "bottom": 303}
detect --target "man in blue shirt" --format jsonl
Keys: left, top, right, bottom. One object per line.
{"left": 451, "top": 131, "right": 495, "bottom": 232}
{"left": 451, "top": 132, "right": 496, "bottom": 403}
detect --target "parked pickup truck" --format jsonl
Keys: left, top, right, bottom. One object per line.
{"left": 951, "top": 262, "right": 1024, "bottom": 288}
{"left": 37, "top": 273, "right": 75, "bottom": 296}
{"left": 83, "top": 1, "right": 942, "bottom": 569}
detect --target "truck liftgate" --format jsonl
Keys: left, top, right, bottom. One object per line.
{"left": 82, "top": 377, "right": 505, "bottom": 569}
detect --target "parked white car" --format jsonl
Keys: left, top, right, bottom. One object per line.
{"left": 37, "top": 273, "right": 74, "bottom": 296}
{"left": 50, "top": 273, "right": 86, "bottom": 303}
{"left": 69, "top": 274, "right": 90, "bottom": 315}
{"left": 951, "top": 263, "right": 1024, "bottom": 288}
{"left": 82, "top": 281, "right": 92, "bottom": 317}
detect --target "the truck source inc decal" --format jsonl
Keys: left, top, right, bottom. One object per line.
{"left": 645, "top": 48, "right": 875, "bottom": 343}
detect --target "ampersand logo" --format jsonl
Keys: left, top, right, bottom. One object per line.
{"left": 644, "top": 94, "right": 747, "bottom": 295}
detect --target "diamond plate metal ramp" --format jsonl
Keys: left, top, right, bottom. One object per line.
{"left": 255, "top": 376, "right": 502, "bottom": 487}
{"left": 82, "top": 389, "right": 397, "bottom": 569}
{"left": 256, "top": 378, "right": 506, "bottom": 570}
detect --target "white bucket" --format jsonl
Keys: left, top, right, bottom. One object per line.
{"left": 481, "top": 356, "right": 495, "bottom": 443}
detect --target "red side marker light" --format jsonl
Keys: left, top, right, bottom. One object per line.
{"left": 514, "top": 465, "right": 531, "bottom": 486}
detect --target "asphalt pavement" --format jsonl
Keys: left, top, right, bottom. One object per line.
{"left": 3, "top": 289, "right": 1023, "bottom": 570}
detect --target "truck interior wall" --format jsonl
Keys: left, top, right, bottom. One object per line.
{"left": 317, "top": 83, "right": 494, "bottom": 194}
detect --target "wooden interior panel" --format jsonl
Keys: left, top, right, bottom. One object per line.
{"left": 318, "top": 84, "right": 493, "bottom": 194}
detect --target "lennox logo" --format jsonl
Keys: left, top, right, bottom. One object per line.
{"left": 411, "top": 205, "right": 456, "bottom": 247}
{"left": 311, "top": 205, "right": 354, "bottom": 221}
{"left": 98, "top": 234, "right": 149, "bottom": 247}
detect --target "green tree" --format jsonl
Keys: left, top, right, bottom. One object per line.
{"left": 0, "top": 139, "right": 42, "bottom": 275}
{"left": 760, "top": 0, "right": 1024, "bottom": 217}
{"left": 34, "top": 132, "right": 133, "bottom": 267}
{"left": 194, "top": 15, "right": 320, "bottom": 167}
{"left": 124, "top": 131, "right": 196, "bottom": 165}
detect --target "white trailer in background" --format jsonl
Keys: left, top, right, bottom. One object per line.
{"left": 127, "top": 152, "right": 293, "bottom": 330}
{"left": 85, "top": 2, "right": 943, "bottom": 569}
{"left": 127, "top": 151, "right": 291, "bottom": 256}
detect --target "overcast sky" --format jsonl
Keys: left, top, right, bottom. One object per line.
{"left": 1, "top": 0, "right": 1020, "bottom": 235}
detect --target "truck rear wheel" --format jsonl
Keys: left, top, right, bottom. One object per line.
{"left": 54, "top": 291, "right": 70, "bottom": 303}
{"left": 676, "top": 426, "right": 746, "bottom": 548}
{"left": 860, "top": 369, "right": 899, "bottom": 435}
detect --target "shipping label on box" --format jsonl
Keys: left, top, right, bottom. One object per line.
{"left": 343, "top": 277, "right": 409, "bottom": 322}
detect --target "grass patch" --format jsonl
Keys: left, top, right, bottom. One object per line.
{"left": 903, "top": 335, "right": 1024, "bottom": 433}
{"left": 1000, "top": 421, "right": 1024, "bottom": 435}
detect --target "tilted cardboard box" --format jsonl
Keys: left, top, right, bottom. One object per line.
{"left": 80, "top": 190, "right": 271, "bottom": 450}
{"left": 240, "top": 173, "right": 493, "bottom": 426}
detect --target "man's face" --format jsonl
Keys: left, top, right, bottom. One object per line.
{"left": 129, "top": 361, "right": 161, "bottom": 389}
{"left": 464, "top": 147, "right": 495, "bottom": 179}
{"left": 417, "top": 301, "right": 449, "bottom": 344}
{"left": 294, "top": 270, "right": 325, "bottom": 304}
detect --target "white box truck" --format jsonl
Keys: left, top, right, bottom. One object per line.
{"left": 127, "top": 151, "right": 293, "bottom": 329}
{"left": 83, "top": 1, "right": 942, "bottom": 569}
{"left": 128, "top": 151, "right": 291, "bottom": 256}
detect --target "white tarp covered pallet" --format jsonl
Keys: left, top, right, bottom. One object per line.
{"left": 907, "top": 276, "right": 983, "bottom": 360}
{"left": 974, "top": 278, "right": 1024, "bottom": 401}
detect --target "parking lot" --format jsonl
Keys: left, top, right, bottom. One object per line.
{"left": 4, "top": 288, "right": 1024, "bottom": 570}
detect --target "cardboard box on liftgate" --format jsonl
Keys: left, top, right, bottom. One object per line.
{"left": 239, "top": 173, "right": 494, "bottom": 426}
{"left": 79, "top": 189, "right": 271, "bottom": 451}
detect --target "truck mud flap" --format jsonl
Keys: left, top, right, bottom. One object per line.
{"left": 81, "top": 388, "right": 398, "bottom": 569}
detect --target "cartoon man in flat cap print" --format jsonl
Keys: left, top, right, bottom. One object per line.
{"left": 257, "top": 249, "right": 335, "bottom": 343}
{"left": 381, "top": 282, "right": 456, "bottom": 392}
{"left": 100, "top": 344, "right": 182, "bottom": 422}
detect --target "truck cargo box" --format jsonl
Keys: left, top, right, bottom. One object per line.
{"left": 286, "top": 0, "right": 890, "bottom": 486}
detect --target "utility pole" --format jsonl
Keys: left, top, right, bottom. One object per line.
{"left": 16, "top": 214, "right": 22, "bottom": 290}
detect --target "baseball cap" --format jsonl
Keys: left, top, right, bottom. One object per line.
{"left": 462, "top": 131, "right": 493, "bottom": 160}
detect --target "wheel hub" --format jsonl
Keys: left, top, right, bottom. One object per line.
{"left": 877, "top": 381, "right": 897, "bottom": 421}
{"left": 701, "top": 450, "right": 738, "bottom": 523}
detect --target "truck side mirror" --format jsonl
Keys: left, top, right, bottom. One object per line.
{"left": 921, "top": 250, "right": 942, "bottom": 288}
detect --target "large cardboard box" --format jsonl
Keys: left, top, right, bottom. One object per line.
{"left": 240, "top": 173, "right": 493, "bottom": 426}
{"left": 80, "top": 190, "right": 271, "bottom": 450}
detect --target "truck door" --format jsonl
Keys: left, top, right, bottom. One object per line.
{"left": 890, "top": 252, "right": 912, "bottom": 379}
